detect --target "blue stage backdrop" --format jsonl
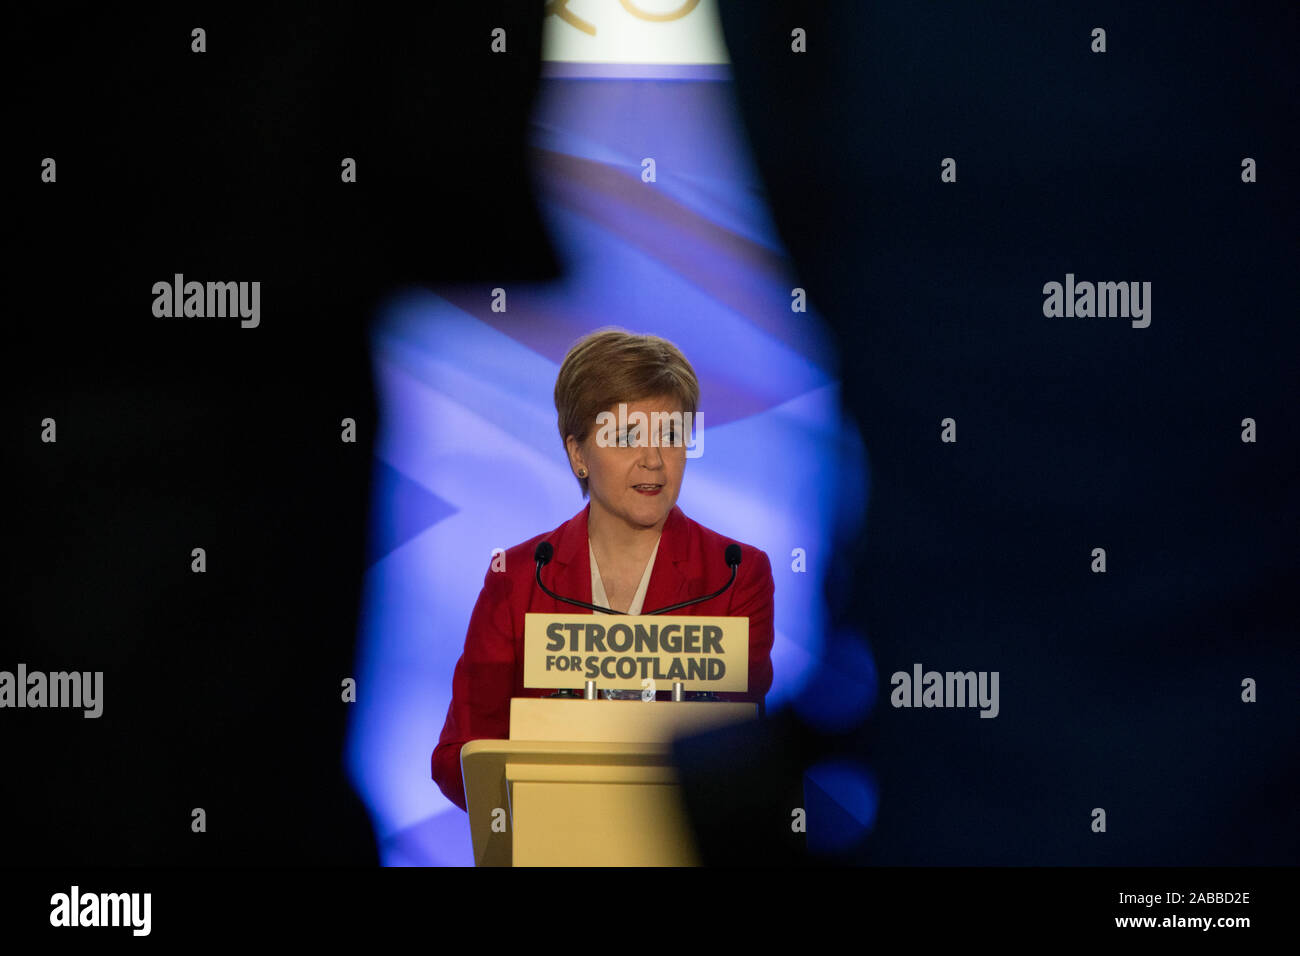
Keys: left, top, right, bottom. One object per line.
{"left": 346, "top": 58, "right": 868, "bottom": 866}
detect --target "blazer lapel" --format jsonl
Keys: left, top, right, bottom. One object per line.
{"left": 545, "top": 503, "right": 593, "bottom": 610}
{"left": 641, "top": 505, "right": 692, "bottom": 614}
{"left": 543, "top": 503, "right": 695, "bottom": 614}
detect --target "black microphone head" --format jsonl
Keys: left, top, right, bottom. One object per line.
{"left": 724, "top": 543, "right": 742, "bottom": 568}
{"left": 534, "top": 541, "right": 554, "bottom": 566}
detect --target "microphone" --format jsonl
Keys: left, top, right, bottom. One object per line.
{"left": 643, "top": 544, "right": 741, "bottom": 615}
{"left": 643, "top": 544, "right": 741, "bottom": 705}
{"left": 533, "top": 541, "right": 742, "bottom": 615}
{"left": 534, "top": 541, "right": 616, "bottom": 614}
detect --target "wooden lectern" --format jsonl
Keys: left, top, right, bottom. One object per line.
{"left": 461, "top": 698, "right": 757, "bottom": 866}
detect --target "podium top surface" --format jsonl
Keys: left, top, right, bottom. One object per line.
{"left": 507, "top": 697, "right": 756, "bottom": 743}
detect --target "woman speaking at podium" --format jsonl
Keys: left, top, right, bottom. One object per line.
{"left": 431, "top": 328, "right": 775, "bottom": 811}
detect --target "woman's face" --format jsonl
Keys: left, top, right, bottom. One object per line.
{"left": 568, "top": 394, "right": 688, "bottom": 532}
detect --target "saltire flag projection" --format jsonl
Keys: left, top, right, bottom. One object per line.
{"left": 345, "top": 38, "right": 868, "bottom": 865}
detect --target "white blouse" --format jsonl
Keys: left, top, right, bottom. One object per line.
{"left": 589, "top": 535, "right": 660, "bottom": 615}
{"left": 590, "top": 535, "right": 662, "bottom": 700}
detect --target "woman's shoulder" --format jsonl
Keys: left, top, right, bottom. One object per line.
{"left": 495, "top": 507, "right": 588, "bottom": 577}
{"left": 490, "top": 505, "right": 772, "bottom": 578}
{"left": 673, "top": 507, "right": 772, "bottom": 573}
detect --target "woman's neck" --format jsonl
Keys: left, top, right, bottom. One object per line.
{"left": 587, "top": 502, "right": 665, "bottom": 567}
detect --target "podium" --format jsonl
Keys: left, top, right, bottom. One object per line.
{"left": 461, "top": 697, "right": 757, "bottom": 866}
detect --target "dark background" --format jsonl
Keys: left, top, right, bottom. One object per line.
{"left": 8, "top": 3, "right": 556, "bottom": 865}
{"left": 7, "top": 2, "right": 1297, "bottom": 867}
{"left": 679, "top": 0, "right": 1298, "bottom": 865}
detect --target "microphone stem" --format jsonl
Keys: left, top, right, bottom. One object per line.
{"left": 535, "top": 561, "right": 617, "bottom": 614}
{"left": 644, "top": 566, "right": 738, "bottom": 615}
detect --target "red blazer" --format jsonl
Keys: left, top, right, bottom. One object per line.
{"left": 431, "top": 503, "right": 775, "bottom": 811}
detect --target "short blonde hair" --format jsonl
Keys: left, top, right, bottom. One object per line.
{"left": 554, "top": 328, "right": 700, "bottom": 496}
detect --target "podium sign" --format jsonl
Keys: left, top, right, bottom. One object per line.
{"left": 522, "top": 613, "right": 749, "bottom": 692}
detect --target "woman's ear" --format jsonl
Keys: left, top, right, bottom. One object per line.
{"left": 565, "top": 434, "right": 586, "bottom": 476}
